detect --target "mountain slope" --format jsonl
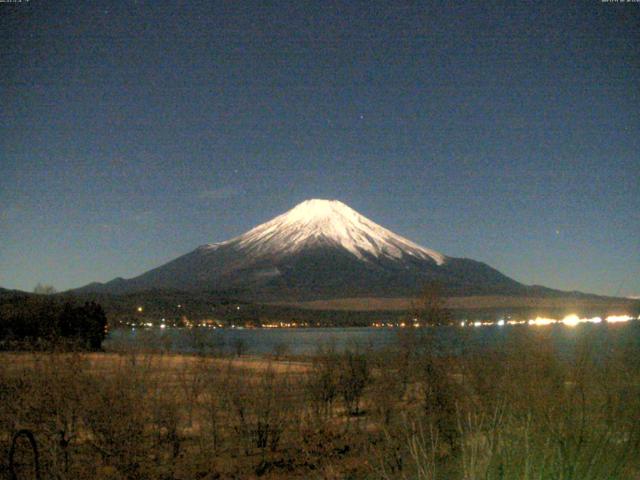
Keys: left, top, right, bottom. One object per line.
{"left": 75, "top": 199, "right": 527, "bottom": 300}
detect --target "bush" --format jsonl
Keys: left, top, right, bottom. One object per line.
{"left": 338, "top": 349, "right": 371, "bottom": 417}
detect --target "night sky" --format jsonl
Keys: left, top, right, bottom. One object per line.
{"left": 1, "top": 1, "right": 638, "bottom": 296}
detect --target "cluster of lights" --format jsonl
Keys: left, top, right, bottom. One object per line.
{"left": 196, "top": 322, "right": 218, "bottom": 329}
{"left": 372, "top": 315, "right": 639, "bottom": 329}
{"left": 128, "top": 304, "right": 636, "bottom": 331}
{"left": 606, "top": 315, "right": 635, "bottom": 323}
{"left": 263, "top": 321, "right": 306, "bottom": 328}
{"left": 371, "top": 322, "right": 422, "bottom": 328}
{"left": 527, "top": 317, "right": 558, "bottom": 326}
{"left": 462, "top": 314, "right": 637, "bottom": 328}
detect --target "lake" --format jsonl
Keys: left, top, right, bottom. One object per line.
{"left": 105, "top": 321, "right": 640, "bottom": 357}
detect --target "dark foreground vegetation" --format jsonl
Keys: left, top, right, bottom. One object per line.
{"left": 1, "top": 325, "right": 640, "bottom": 479}
{"left": 0, "top": 295, "right": 107, "bottom": 350}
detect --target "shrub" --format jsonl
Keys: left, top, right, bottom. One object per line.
{"left": 338, "top": 349, "right": 371, "bottom": 417}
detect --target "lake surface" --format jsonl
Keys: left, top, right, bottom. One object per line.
{"left": 105, "top": 322, "right": 640, "bottom": 357}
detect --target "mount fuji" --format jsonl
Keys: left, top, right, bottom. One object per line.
{"left": 76, "top": 199, "right": 528, "bottom": 300}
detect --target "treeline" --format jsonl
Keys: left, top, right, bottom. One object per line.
{"left": 0, "top": 295, "right": 107, "bottom": 350}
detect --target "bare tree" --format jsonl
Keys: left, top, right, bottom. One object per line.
{"left": 306, "top": 348, "right": 339, "bottom": 419}
{"left": 411, "top": 282, "right": 451, "bottom": 327}
{"left": 338, "top": 349, "right": 370, "bottom": 417}
{"left": 33, "top": 283, "right": 57, "bottom": 295}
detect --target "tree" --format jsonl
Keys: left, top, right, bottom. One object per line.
{"left": 306, "top": 348, "right": 339, "bottom": 419}
{"left": 232, "top": 338, "right": 248, "bottom": 357}
{"left": 411, "top": 281, "right": 452, "bottom": 327}
{"left": 33, "top": 283, "right": 57, "bottom": 295}
{"left": 338, "top": 349, "right": 370, "bottom": 416}
{"left": 56, "top": 301, "right": 106, "bottom": 349}
{"left": 0, "top": 297, "right": 107, "bottom": 350}
{"left": 79, "top": 301, "right": 108, "bottom": 350}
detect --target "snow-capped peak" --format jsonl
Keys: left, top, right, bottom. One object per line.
{"left": 205, "top": 199, "right": 445, "bottom": 265}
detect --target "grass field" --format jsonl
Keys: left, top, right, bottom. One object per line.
{"left": 2, "top": 325, "right": 640, "bottom": 479}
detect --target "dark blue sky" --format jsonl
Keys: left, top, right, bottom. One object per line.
{"left": 1, "top": 1, "right": 638, "bottom": 296}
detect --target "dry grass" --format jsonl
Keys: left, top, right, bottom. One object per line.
{"left": 1, "top": 352, "right": 310, "bottom": 375}
{"left": 1, "top": 326, "right": 639, "bottom": 479}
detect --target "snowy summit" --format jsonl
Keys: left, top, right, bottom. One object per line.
{"left": 205, "top": 199, "right": 446, "bottom": 265}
